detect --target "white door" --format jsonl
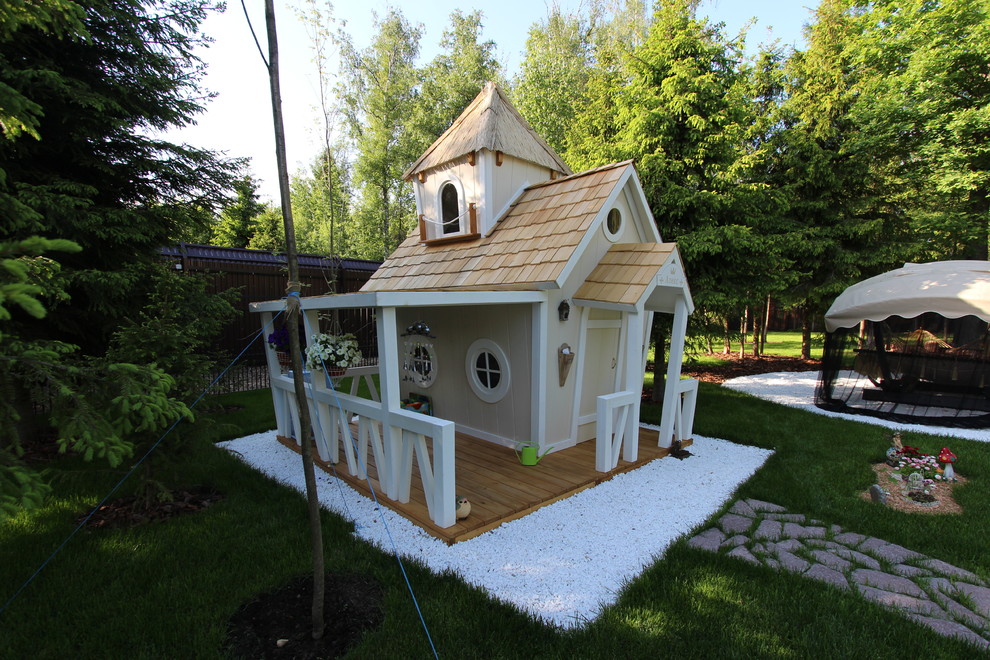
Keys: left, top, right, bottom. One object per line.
{"left": 577, "top": 316, "right": 622, "bottom": 442}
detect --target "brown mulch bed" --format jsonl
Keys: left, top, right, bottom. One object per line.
{"left": 77, "top": 487, "right": 224, "bottom": 529}
{"left": 861, "top": 463, "right": 966, "bottom": 515}
{"left": 224, "top": 572, "right": 384, "bottom": 660}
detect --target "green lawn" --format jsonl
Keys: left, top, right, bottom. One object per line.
{"left": 2, "top": 369, "right": 987, "bottom": 657}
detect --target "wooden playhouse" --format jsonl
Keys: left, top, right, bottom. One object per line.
{"left": 251, "top": 83, "right": 696, "bottom": 540}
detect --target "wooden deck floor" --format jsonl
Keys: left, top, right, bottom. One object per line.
{"left": 278, "top": 427, "right": 691, "bottom": 544}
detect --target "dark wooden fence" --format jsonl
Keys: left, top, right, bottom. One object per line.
{"left": 161, "top": 243, "right": 380, "bottom": 393}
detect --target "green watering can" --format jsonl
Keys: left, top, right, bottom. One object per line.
{"left": 515, "top": 443, "right": 552, "bottom": 466}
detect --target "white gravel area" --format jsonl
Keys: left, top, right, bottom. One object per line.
{"left": 219, "top": 431, "right": 772, "bottom": 628}
{"left": 723, "top": 371, "right": 990, "bottom": 442}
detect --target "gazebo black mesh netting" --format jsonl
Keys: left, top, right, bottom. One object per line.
{"left": 816, "top": 315, "right": 990, "bottom": 428}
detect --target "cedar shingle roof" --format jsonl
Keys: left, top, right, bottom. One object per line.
{"left": 362, "top": 161, "right": 634, "bottom": 293}
{"left": 574, "top": 243, "right": 678, "bottom": 307}
{"left": 403, "top": 82, "right": 572, "bottom": 179}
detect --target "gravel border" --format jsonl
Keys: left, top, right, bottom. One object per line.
{"left": 722, "top": 371, "right": 990, "bottom": 442}
{"left": 220, "top": 432, "right": 772, "bottom": 628}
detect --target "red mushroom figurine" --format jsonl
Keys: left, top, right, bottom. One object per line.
{"left": 938, "top": 447, "right": 957, "bottom": 481}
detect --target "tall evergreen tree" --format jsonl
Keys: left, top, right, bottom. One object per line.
{"left": 611, "top": 1, "right": 783, "bottom": 319}
{"left": 291, "top": 147, "right": 353, "bottom": 256}
{"left": 211, "top": 175, "right": 267, "bottom": 248}
{"left": 338, "top": 9, "right": 422, "bottom": 261}
{"left": 411, "top": 10, "right": 503, "bottom": 154}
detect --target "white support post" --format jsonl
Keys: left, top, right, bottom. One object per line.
{"left": 659, "top": 296, "right": 690, "bottom": 447}
{"left": 531, "top": 300, "right": 547, "bottom": 449}
{"left": 376, "top": 306, "right": 402, "bottom": 500}
{"left": 261, "top": 311, "right": 290, "bottom": 435}
{"left": 622, "top": 310, "right": 644, "bottom": 462}
{"left": 433, "top": 421, "right": 456, "bottom": 527}
{"left": 595, "top": 395, "right": 613, "bottom": 472}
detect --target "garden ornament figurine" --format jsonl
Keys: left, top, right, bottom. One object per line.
{"left": 938, "top": 447, "right": 957, "bottom": 481}
{"left": 456, "top": 495, "right": 471, "bottom": 520}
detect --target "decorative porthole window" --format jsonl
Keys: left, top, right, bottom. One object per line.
{"left": 465, "top": 339, "right": 510, "bottom": 403}
{"left": 604, "top": 207, "right": 622, "bottom": 240}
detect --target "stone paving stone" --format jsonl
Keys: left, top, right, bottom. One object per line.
{"left": 868, "top": 541, "right": 925, "bottom": 564}
{"left": 858, "top": 537, "right": 893, "bottom": 555}
{"left": 833, "top": 532, "right": 867, "bottom": 547}
{"left": 720, "top": 534, "right": 748, "bottom": 550}
{"left": 783, "top": 523, "right": 827, "bottom": 539}
{"left": 805, "top": 564, "right": 849, "bottom": 590}
{"left": 764, "top": 558, "right": 781, "bottom": 570}
{"left": 919, "top": 558, "right": 986, "bottom": 585}
{"left": 687, "top": 528, "right": 725, "bottom": 552}
{"left": 718, "top": 513, "right": 755, "bottom": 535}
{"left": 729, "top": 500, "right": 756, "bottom": 517}
{"left": 746, "top": 498, "right": 786, "bottom": 513}
{"left": 858, "top": 585, "right": 945, "bottom": 617}
{"left": 891, "top": 564, "right": 931, "bottom": 578}
{"left": 907, "top": 614, "right": 990, "bottom": 650}
{"left": 762, "top": 513, "right": 807, "bottom": 523}
{"left": 804, "top": 539, "right": 847, "bottom": 552}
{"left": 809, "top": 549, "right": 852, "bottom": 572}
{"left": 750, "top": 543, "right": 767, "bottom": 555}
{"left": 768, "top": 538, "right": 803, "bottom": 553}
{"left": 777, "top": 550, "right": 810, "bottom": 574}
{"left": 754, "top": 519, "right": 783, "bottom": 541}
{"left": 928, "top": 589, "right": 988, "bottom": 630}
{"left": 831, "top": 547, "right": 882, "bottom": 570}
{"left": 852, "top": 569, "right": 926, "bottom": 597}
{"left": 829, "top": 524, "right": 842, "bottom": 534}
{"left": 727, "top": 545, "right": 759, "bottom": 565}
{"left": 954, "top": 583, "right": 990, "bottom": 618}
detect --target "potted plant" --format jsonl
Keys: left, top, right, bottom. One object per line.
{"left": 267, "top": 326, "right": 292, "bottom": 370}
{"left": 305, "top": 332, "right": 362, "bottom": 378}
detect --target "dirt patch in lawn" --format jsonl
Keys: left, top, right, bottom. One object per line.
{"left": 861, "top": 463, "right": 967, "bottom": 515}
{"left": 224, "top": 572, "right": 384, "bottom": 660}
{"left": 78, "top": 486, "right": 224, "bottom": 529}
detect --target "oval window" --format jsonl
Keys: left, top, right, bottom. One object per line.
{"left": 605, "top": 208, "right": 622, "bottom": 239}
{"left": 465, "top": 339, "right": 510, "bottom": 403}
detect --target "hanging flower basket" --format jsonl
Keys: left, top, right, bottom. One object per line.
{"left": 276, "top": 351, "right": 292, "bottom": 369}
{"left": 305, "top": 332, "right": 363, "bottom": 378}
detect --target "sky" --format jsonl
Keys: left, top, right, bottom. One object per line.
{"left": 165, "top": 0, "right": 821, "bottom": 202}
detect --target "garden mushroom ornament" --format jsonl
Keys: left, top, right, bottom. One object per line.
{"left": 938, "top": 447, "right": 957, "bottom": 482}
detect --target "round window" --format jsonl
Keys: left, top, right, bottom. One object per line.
{"left": 605, "top": 208, "right": 622, "bottom": 238}
{"left": 465, "top": 339, "right": 510, "bottom": 403}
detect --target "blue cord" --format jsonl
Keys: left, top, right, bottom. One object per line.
{"left": 300, "top": 312, "right": 440, "bottom": 660}
{"left": 0, "top": 311, "right": 284, "bottom": 620}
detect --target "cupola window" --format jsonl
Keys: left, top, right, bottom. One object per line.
{"left": 441, "top": 183, "right": 460, "bottom": 235}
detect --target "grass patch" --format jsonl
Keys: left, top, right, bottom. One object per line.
{"left": 3, "top": 376, "right": 987, "bottom": 657}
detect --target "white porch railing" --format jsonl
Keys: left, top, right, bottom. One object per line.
{"left": 271, "top": 370, "right": 457, "bottom": 528}
{"left": 672, "top": 377, "right": 699, "bottom": 443}
{"left": 595, "top": 390, "right": 638, "bottom": 472}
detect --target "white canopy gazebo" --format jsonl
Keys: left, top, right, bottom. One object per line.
{"left": 817, "top": 261, "right": 990, "bottom": 428}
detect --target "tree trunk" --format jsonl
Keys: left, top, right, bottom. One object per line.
{"left": 801, "top": 307, "right": 812, "bottom": 360}
{"left": 265, "top": 0, "right": 325, "bottom": 640}
{"left": 739, "top": 308, "right": 748, "bottom": 358}
{"left": 722, "top": 316, "right": 731, "bottom": 354}
{"left": 752, "top": 307, "right": 762, "bottom": 358}
{"left": 762, "top": 295, "right": 771, "bottom": 350}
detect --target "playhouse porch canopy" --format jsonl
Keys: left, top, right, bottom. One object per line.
{"left": 824, "top": 261, "right": 990, "bottom": 332}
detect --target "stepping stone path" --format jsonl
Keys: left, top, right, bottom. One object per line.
{"left": 687, "top": 498, "right": 990, "bottom": 650}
